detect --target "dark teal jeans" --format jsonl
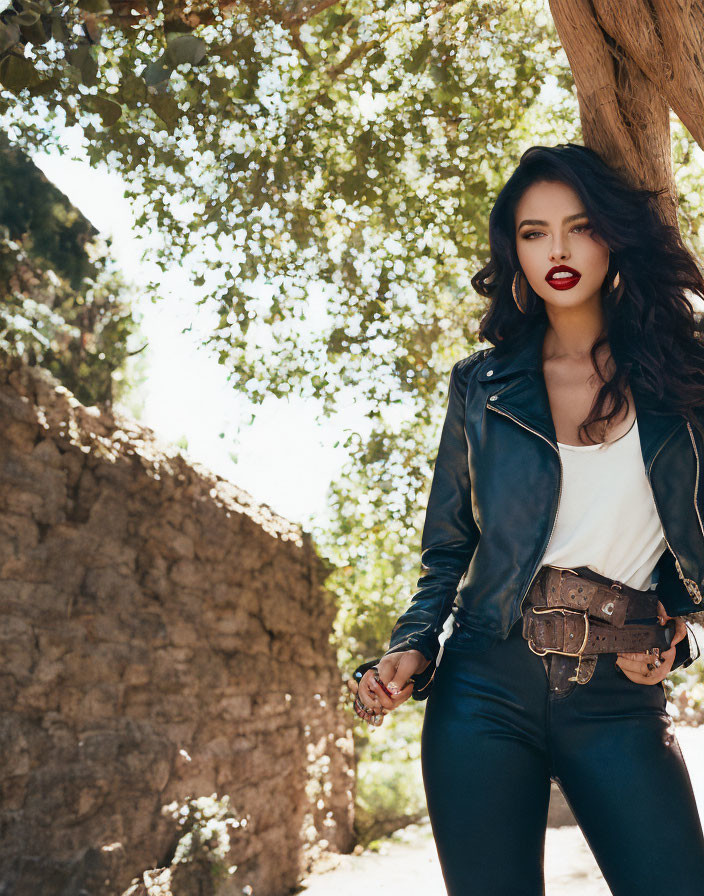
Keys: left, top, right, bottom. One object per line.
{"left": 421, "top": 616, "right": 704, "bottom": 895}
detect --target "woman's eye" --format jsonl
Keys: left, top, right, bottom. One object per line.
{"left": 521, "top": 223, "right": 592, "bottom": 240}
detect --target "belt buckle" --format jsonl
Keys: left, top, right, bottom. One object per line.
{"left": 526, "top": 606, "right": 590, "bottom": 657}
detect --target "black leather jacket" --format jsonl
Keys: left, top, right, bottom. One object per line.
{"left": 385, "top": 316, "right": 703, "bottom": 674}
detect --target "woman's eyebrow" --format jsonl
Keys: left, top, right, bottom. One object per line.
{"left": 517, "top": 212, "right": 588, "bottom": 228}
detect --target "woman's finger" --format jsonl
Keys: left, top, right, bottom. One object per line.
{"left": 672, "top": 617, "right": 688, "bottom": 645}
{"left": 370, "top": 669, "right": 414, "bottom": 708}
{"left": 615, "top": 659, "right": 663, "bottom": 683}
{"left": 353, "top": 696, "right": 384, "bottom": 726}
{"left": 616, "top": 643, "right": 677, "bottom": 683}
{"left": 386, "top": 651, "right": 431, "bottom": 695}
{"left": 657, "top": 603, "right": 687, "bottom": 640}
{"left": 350, "top": 650, "right": 427, "bottom": 725}
{"left": 351, "top": 686, "right": 386, "bottom": 725}
{"left": 614, "top": 606, "right": 684, "bottom": 685}
{"left": 656, "top": 599, "right": 668, "bottom": 620}
{"left": 616, "top": 657, "right": 651, "bottom": 675}
{"left": 362, "top": 666, "right": 414, "bottom": 711}
{"left": 359, "top": 671, "right": 385, "bottom": 711}
{"left": 363, "top": 671, "right": 396, "bottom": 711}
{"left": 616, "top": 650, "right": 659, "bottom": 671}
{"left": 378, "top": 652, "right": 427, "bottom": 698}
{"left": 616, "top": 647, "right": 663, "bottom": 673}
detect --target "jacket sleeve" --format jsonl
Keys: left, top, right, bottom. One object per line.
{"left": 671, "top": 621, "right": 700, "bottom": 671}
{"left": 383, "top": 358, "right": 481, "bottom": 664}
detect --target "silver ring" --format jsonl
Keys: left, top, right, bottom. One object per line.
{"left": 354, "top": 699, "right": 382, "bottom": 726}
{"left": 354, "top": 695, "right": 373, "bottom": 714}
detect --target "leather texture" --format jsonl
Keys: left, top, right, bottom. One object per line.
{"left": 523, "top": 565, "right": 677, "bottom": 693}
{"left": 421, "top": 617, "right": 704, "bottom": 895}
{"left": 384, "top": 314, "right": 704, "bottom": 676}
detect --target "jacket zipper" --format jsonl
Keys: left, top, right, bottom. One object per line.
{"left": 645, "top": 423, "right": 702, "bottom": 604}
{"left": 413, "top": 662, "right": 436, "bottom": 694}
{"left": 686, "top": 421, "right": 704, "bottom": 542}
{"left": 485, "top": 400, "right": 563, "bottom": 620}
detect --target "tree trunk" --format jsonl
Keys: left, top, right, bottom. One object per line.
{"left": 549, "top": 0, "right": 704, "bottom": 228}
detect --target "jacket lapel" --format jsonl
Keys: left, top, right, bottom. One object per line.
{"left": 476, "top": 315, "right": 685, "bottom": 468}
{"left": 630, "top": 388, "right": 685, "bottom": 475}
{"left": 478, "top": 316, "right": 557, "bottom": 445}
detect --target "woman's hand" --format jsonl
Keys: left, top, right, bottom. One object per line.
{"left": 346, "top": 649, "right": 431, "bottom": 726}
{"left": 615, "top": 600, "right": 687, "bottom": 685}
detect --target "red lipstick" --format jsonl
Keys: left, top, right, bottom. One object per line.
{"left": 545, "top": 264, "right": 581, "bottom": 290}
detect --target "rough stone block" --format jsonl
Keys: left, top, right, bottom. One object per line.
{"left": 0, "top": 361, "right": 354, "bottom": 896}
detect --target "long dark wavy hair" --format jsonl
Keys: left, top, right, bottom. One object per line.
{"left": 471, "top": 142, "right": 704, "bottom": 443}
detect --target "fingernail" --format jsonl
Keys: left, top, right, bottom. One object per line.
{"left": 387, "top": 682, "right": 399, "bottom": 695}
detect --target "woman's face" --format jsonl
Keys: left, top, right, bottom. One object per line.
{"left": 514, "top": 180, "right": 610, "bottom": 312}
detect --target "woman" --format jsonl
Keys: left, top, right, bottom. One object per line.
{"left": 347, "top": 143, "right": 704, "bottom": 895}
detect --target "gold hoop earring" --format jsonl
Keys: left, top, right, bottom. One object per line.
{"left": 512, "top": 270, "right": 530, "bottom": 314}
{"left": 604, "top": 250, "right": 624, "bottom": 303}
{"left": 607, "top": 269, "right": 624, "bottom": 304}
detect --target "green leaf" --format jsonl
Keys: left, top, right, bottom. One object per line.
{"left": 205, "top": 74, "right": 230, "bottom": 103}
{"left": 0, "top": 54, "right": 41, "bottom": 91}
{"left": 26, "top": 73, "right": 60, "bottom": 96}
{"left": 164, "top": 34, "right": 207, "bottom": 67}
{"left": 81, "top": 55, "right": 98, "bottom": 87}
{"left": 0, "top": 21, "right": 21, "bottom": 55}
{"left": 405, "top": 38, "right": 432, "bottom": 75}
{"left": 68, "top": 43, "right": 99, "bottom": 86}
{"left": 148, "top": 92, "right": 180, "bottom": 129}
{"left": 50, "top": 9, "right": 71, "bottom": 43}
{"left": 117, "top": 71, "right": 147, "bottom": 104}
{"left": 14, "top": 7, "right": 41, "bottom": 27}
{"left": 18, "top": 18, "right": 51, "bottom": 46}
{"left": 143, "top": 53, "right": 173, "bottom": 87}
{"left": 63, "top": 63, "right": 83, "bottom": 86}
{"left": 67, "top": 42, "right": 90, "bottom": 68}
{"left": 84, "top": 92, "right": 123, "bottom": 126}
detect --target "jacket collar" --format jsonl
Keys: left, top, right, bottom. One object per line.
{"left": 476, "top": 315, "right": 685, "bottom": 473}
{"left": 476, "top": 315, "right": 549, "bottom": 384}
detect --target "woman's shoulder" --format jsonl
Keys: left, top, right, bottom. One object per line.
{"left": 453, "top": 345, "right": 495, "bottom": 380}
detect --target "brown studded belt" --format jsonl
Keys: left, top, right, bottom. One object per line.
{"left": 522, "top": 565, "right": 677, "bottom": 694}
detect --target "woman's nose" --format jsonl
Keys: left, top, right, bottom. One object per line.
{"left": 548, "top": 244, "right": 568, "bottom": 261}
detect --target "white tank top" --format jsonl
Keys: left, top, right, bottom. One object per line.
{"left": 539, "top": 417, "right": 666, "bottom": 591}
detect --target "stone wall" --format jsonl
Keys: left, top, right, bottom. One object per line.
{"left": 0, "top": 357, "right": 355, "bottom": 896}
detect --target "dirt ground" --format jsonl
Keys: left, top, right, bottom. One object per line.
{"left": 297, "top": 726, "right": 704, "bottom": 896}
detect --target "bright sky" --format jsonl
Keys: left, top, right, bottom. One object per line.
{"left": 33, "top": 125, "right": 371, "bottom": 533}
